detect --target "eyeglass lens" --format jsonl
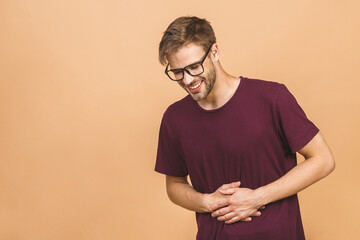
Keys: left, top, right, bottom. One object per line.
{"left": 167, "top": 63, "right": 204, "bottom": 81}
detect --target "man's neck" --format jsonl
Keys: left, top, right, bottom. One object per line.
{"left": 197, "top": 71, "right": 241, "bottom": 111}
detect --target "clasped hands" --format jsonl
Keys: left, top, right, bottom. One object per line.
{"left": 205, "top": 181, "right": 265, "bottom": 224}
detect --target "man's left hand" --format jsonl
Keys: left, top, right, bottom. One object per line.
{"left": 209, "top": 187, "right": 265, "bottom": 224}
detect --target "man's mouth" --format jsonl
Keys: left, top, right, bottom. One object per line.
{"left": 188, "top": 80, "right": 203, "bottom": 93}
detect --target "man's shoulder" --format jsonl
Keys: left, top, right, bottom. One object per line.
{"left": 243, "top": 76, "right": 283, "bottom": 91}
{"left": 242, "top": 76, "right": 286, "bottom": 100}
{"left": 162, "top": 94, "right": 192, "bottom": 120}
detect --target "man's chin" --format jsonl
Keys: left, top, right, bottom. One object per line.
{"left": 189, "top": 93, "right": 205, "bottom": 101}
{"left": 185, "top": 87, "right": 207, "bottom": 101}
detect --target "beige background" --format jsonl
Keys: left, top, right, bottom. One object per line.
{"left": 0, "top": 0, "right": 359, "bottom": 239}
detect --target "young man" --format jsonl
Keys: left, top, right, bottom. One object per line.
{"left": 154, "top": 16, "right": 335, "bottom": 240}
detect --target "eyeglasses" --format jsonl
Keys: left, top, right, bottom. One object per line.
{"left": 165, "top": 43, "right": 213, "bottom": 81}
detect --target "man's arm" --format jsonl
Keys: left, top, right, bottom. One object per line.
{"left": 166, "top": 175, "right": 262, "bottom": 219}
{"left": 166, "top": 176, "right": 243, "bottom": 212}
{"left": 211, "top": 131, "right": 335, "bottom": 224}
{"left": 166, "top": 175, "right": 209, "bottom": 213}
{"left": 257, "top": 131, "right": 335, "bottom": 204}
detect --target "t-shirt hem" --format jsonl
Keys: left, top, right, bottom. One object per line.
{"left": 154, "top": 166, "right": 188, "bottom": 177}
{"left": 290, "top": 125, "right": 319, "bottom": 153}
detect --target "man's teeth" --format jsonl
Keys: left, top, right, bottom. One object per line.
{"left": 189, "top": 81, "right": 201, "bottom": 89}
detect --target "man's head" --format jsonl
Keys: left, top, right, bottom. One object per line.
{"left": 159, "top": 16, "right": 218, "bottom": 101}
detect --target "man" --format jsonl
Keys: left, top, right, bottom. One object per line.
{"left": 154, "top": 16, "right": 335, "bottom": 239}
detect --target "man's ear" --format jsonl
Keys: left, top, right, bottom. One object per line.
{"left": 210, "top": 43, "right": 220, "bottom": 62}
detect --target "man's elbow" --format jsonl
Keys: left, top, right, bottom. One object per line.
{"left": 166, "top": 182, "right": 178, "bottom": 202}
{"left": 328, "top": 156, "right": 336, "bottom": 173}
{"left": 166, "top": 181, "right": 176, "bottom": 202}
{"left": 322, "top": 154, "right": 336, "bottom": 177}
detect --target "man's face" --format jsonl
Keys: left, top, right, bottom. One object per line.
{"left": 167, "top": 43, "right": 216, "bottom": 102}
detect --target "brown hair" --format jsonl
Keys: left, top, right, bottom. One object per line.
{"left": 158, "top": 16, "right": 216, "bottom": 66}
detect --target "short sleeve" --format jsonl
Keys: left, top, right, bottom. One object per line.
{"left": 154, "top": 112, "right": 188, "bottom": 177}
{"left": 274, "top": 84, "right": 319, "bottom": 154}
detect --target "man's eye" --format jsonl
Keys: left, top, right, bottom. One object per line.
{"left": 190, "top": 64, "right": 200, "bottom": 70}
{"left": 173, "top": 70, "right": 182, "bottom": 75}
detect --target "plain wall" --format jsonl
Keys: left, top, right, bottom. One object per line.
{"left": 0, "top": 0, "right": 359, "bottom": 239}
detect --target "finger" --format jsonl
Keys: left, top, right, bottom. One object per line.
{"left": 241, "top": 217, "right": 252, "bottom": 222}
{"left": 216, "top": 212, "right": 236, "bottom": 222}
{"left": 209, "top": 198, "right": 229, "bottom": 211}
{"left": 225, "top": 216, "right": 251, "bottom": 224}
{"left": 250, "top": 211, "right": 261, "bottom": 217}
{"left": 260, "top": 205, "right": 265, "bottom": 210}
{"left": 219, "top": 188, "right": 236, "bottom": 195}
{"left": 211, "top": 205, "right": 233, "bottom": 217}
{"left": 220, "top": 181, "right": 241, "bottom": 190}
{"left": 225, "top": 215, "right": 241, "bottom": 224}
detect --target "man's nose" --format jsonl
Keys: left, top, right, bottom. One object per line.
{"left": 182, "top": 71, "right": 195, "bottom": 85}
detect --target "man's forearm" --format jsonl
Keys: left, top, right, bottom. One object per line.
{"left": 167, "top": 181, "right": 209, "bottom": 213}
{"left": 255, "top": 155, "right": 335, "bottom": 206}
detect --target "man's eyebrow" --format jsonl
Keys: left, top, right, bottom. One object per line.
{"left": 170, "top": 59, "right": 202, "bottom": 71}
{"left": 186, "top": 60, "right": 202, "bottom": 66}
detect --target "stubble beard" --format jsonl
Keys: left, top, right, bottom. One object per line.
{"left": 186, "top": 67, "right": 216, "bottom": 102}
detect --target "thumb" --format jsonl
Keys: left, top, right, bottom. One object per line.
{"left": 220, "top": 181, "right": 241, "bottom": 191}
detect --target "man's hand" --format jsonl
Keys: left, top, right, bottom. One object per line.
{"left": 203, "top": 181, "right": 241, "bottom": 212}
{"left": 210, "top": 186, "right": 265, "bottom": 224}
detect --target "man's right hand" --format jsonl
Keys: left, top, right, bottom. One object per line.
{"left": 203, "top": 181, "right": 264, "bottom": 221}
{"left": 203, "top": 181, "right": 240, "bottom": 212}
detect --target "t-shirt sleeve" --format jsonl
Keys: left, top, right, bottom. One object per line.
{"left": 274, "top": 84, "right": 319, "bottom": 154}
{"left": 154, "top": 111, "right": 188, "bottom": 177}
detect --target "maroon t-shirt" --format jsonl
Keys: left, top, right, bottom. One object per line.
{"left": 155, "top": 76, "right": 319, "bottom": 240}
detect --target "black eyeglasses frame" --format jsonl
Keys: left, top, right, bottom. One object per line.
{"left": 164, "top": 43, "right": 214, "bottom": 81}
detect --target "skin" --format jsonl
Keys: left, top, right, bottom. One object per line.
{"left": 167, "top": 43, "right": 240, "bottom": 109}
{"left": 209, "top": 132, "right": 335, "bottom": 224}
{"left": 165, "top": 43, "right": 336, "bottom": 224}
